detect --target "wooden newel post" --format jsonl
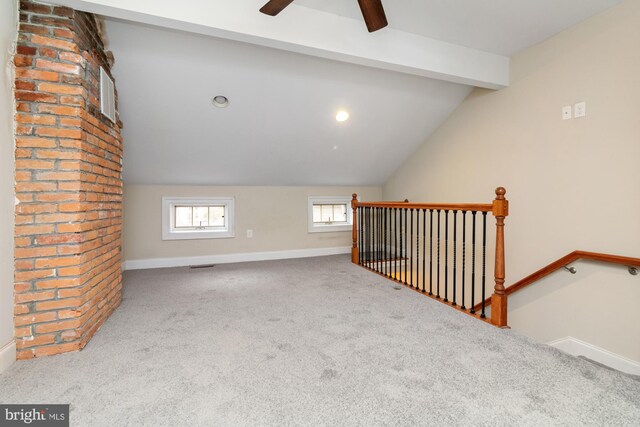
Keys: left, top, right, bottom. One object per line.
{"left": 491, "top": 187, "right": 509, "bottom": 327}
{"left": 351, "top": 194, "right": 359, "bottom": 264}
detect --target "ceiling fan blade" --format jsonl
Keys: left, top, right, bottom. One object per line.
{"left": 357, "top": 0, "right": 388, "bottom": 32}
{"left": 260, "top": 0, "right": 295, "bottom": 16}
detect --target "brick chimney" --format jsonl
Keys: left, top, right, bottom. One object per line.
{"left": 13, "top": 0, "right": 123, "bottom": 359}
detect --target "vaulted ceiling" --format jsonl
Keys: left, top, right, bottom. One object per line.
{"left": 104, "top": 19, "right": 471, "bottom": 186}
{"left": 296, "top": 0, "right": 622, "bottom": 56}
{"left": 54, "top": 0, "right": 623, "bottom": 186}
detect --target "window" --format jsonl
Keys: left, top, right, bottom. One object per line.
{"left": 162, "top": 197, "right": 234, "bottom": 240}
{"left": 174, "top": 206, "right": 225, "bottom": 229}
{"left": 308, "top": 196, "right": 353, "bottom": 233}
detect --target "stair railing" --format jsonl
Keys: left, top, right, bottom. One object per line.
{"left": 351, "top": 187, "right": 509, "bottom": 327}
{"left": 473, "top": 251, "right": 640, "bottom": 312}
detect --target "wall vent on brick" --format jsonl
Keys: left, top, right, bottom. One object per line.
{"left": 99, "top": 66, "right": 115, "bottom": 123}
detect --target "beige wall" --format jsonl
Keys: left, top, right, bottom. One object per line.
{"left": 384, "top": 1, "right": 640, "bottom": 361}
{"left": 0, "top": 0, "right": 17, "bottom": 370}
{"left": 123, "top": 185, "right": 381, "bottom": 262}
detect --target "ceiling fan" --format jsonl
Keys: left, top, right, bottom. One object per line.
{"left": 259, "top": 0, "right": 388, "bottom": 33}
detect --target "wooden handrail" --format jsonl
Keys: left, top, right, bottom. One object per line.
{"left": 473, "top": 250, "right": 640, "bottom": 311}
{"left": 379, "top": 199, "right": 410, "bottom": 204}
{"left": 355, "top": 201, "right": 493, "bottom": 212}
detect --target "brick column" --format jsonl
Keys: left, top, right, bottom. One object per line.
{"left": 13, "top": 1, "right": 123, "bottom": 359}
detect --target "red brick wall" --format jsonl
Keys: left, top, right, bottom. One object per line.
{"left": 13, "top": 0, "right": 123, "bottom": 359}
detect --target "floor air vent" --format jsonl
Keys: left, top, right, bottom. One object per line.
{"left": 189, "top": 264, "right": 216, "bottom": 269}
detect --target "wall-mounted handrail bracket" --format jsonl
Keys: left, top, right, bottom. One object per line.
{"left": 564, "top": 265, "right": 577, "bottom": 274}
{"left": 629, "top": 266, "right": 638, "bottom": 276}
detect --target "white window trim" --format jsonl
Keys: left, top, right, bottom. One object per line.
{"left": 308, "top": 196, "right": 353, "bottom": 233}
{"left": 162, "top": 197, "right": 235, "bottom": 240}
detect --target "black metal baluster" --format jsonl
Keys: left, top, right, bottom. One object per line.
{"left": 470, "top": 211, "right": 477, "bottom": 314}
{"left": 363, "top": 207, "right": 367, "bottom": 267}
{"left": 364, "top": 206, "right": 371, "bottom": 268}
{"left": 437, "top": 209, "right": 441, "bottom": 298}
{"left": 373, "top": 207, "right": 376, "bottom": 271}
{"left": 422, "top": 209, "right": 426, "bottom": 293}
{"left": 398, "top": 208, "right": 404, "bottom": 282}
{"left": 375, "top": 207, "right": 378, "bottom": 272}
{"left": 365, "top": 207, "right": 368, "bottom": 266}
{"left": 416, "top": 209, "right": 420, "bottom": 290}
{"left": 361, "top": 207, "right": 364, "bottom": 265}
{"left": 388, "top": 207, "right": 392, "bottom": 277}
{"left": 358, "top": 206, "right": 362, "bottom": 265}
{"left": 378, "top": 207, "right": 382, "bottom": 273}
{"left": 380, "top": 208, "right": 383, "bottom": 273}
{"left": 444, "top": 210, "right": 449, "bottom": 302}
{"left": 398, "top": 208, "right": 402, "bottom": 283}
{"left": 371, "top": 207, "right": 374, "bottom": 270}
{"left": 379, "top": 207, "right": 382, "bottom": 273}
{"left": 390, "top": 207, "right": 394, "bottom": 277}
{"left": 364, "top": 207, "right": 368, "bottom": 266}
{"left": 429, "top": 209, "right": 433, "bottom": 295}
{"left": 394, "top": 208, "right": 398, "bottom": 280}
{"left": 360, "top": 207, "right": 364, "bottom": 264}
{"left": 376, "top": 207, "right": 380, "bottom": 272}
{"left": 404, "top": 208, "right": 408, "bottom": 285}
{"left": 481, "top": 212, "right": 488, "bottom": 319}
{"left": 461, "top": 211, "right": 467, "bottom": 310}
{"left": 370, "top": 207, "right": 374, "bottom": 267}
{"left": 400, "top": 209, "right": 404, "bottom": 280}
{"left": 387, "top": 208, "right": 393, "bottom": 277}
{"left": 370, "top": 206, "right": 374, "bottom": 268}
{"left": 452, "top": 210, "right": 457, "bottom": 306}
{"left": 375, "top": 208, "right": 380, "bottom": 272}
{"left": 371, "top": 208, "right": 378, "bottom": 271}
{"left": 373, "top": 207, "right": 377, "bottom": 269}
{"left": 410, "top": 209, "right": 414, "bottom": 287}
{"left": 384, "top": 208, "right": 387, "bottom": 276}
{"left": 385, "top": 207, "right": 388, "bottom": 276}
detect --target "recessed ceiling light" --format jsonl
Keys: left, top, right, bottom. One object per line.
{"left": 336, "top": 110, "right": 349, "bottom": 122}
{"left": 212, "top": 95, "right": 229, "bottom": 108}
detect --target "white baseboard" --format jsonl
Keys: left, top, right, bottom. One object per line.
{"left": 123, "top": 246, "right": 351, "bottom": 271}
{"left": 0, "top": 340, "right": 16, "bottom": 373}
{"left": 547, "top": 336, "right": 640, "bottom": 376}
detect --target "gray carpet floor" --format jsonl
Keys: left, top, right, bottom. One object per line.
{"left": 1, "top": 255, "right": 639, "bottom": 426}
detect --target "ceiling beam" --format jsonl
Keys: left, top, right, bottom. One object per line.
{"left": 51, "top": 0, "right": 509, "bottom": 89}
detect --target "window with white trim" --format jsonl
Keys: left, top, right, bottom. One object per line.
{"left": 162, "top": 197, "right": 234, "bottom": 240}
{"left": 308, "top": 196, "right": 353, "bottom": 233}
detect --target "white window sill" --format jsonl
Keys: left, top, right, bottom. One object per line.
{"left": 308, "top": 224, "right": 351, "bottom": 233}
{"left": 163, "top": 229, "right": 234, "bottom": 241}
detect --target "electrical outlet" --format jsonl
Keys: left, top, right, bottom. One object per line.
{"left": 574, "top": 101, "right": 586, "bottom": 118}
{"left": 562, "top": 105, "right": 572, "bottom": 120}
{"left": 246, "top": 229, "right": 253, "bottom": 238}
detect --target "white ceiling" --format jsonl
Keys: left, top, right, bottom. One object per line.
{"left": 296, "top": 0, "right": 623, "bottom": 56}
{"left": 79, "top": 0, "right": 624, "bottom": 186}
{"left": 56, "top": 0, "right": 511, "bottom": 89}
{"left": 106, "top": 19, "right": 471, "bottom": 186}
